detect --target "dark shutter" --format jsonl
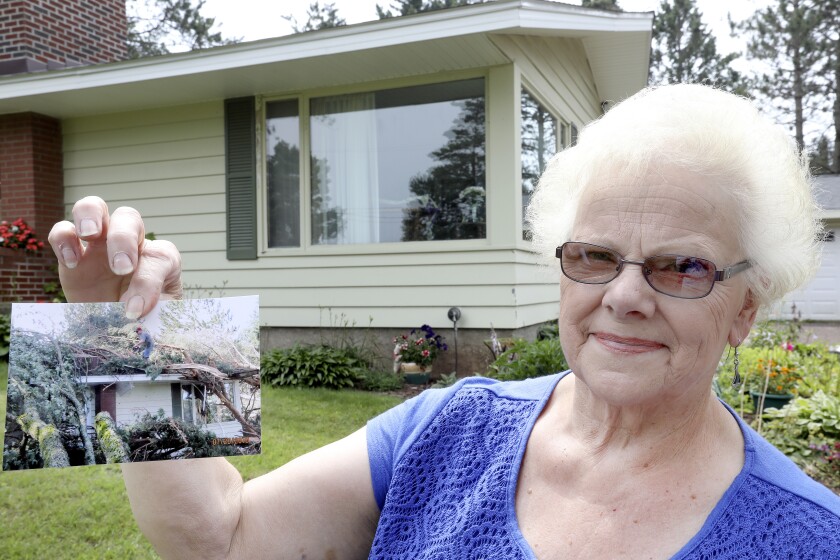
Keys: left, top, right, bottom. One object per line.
{"left": 224, "top": 97, "right": 258, "bottom": 260}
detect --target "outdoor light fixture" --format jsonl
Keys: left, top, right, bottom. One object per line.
{"left": 447, "top": 307, "right": 461, "bottom": 375}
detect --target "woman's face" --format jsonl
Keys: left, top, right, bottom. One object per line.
{"left": 559, "top": 168, "right": 758, "bottom": 405}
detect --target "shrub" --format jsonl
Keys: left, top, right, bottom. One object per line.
{"left": 484, "top": 338, "right": 568, "bottom": 381}
{"left": 261, "top": 344, "right": 367, "bottom": 389}
{"left": 536, "top": 320, "right": 559, "bottom": 340}
{"left": 358, "top": 369, "right": 405, "bottom": 392}
{"left": 760, "top": 390, "right": 840, "bottom": 491}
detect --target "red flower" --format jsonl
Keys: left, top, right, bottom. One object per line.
{"left": 0, "top": 217, "right": 43, "bottom": 252}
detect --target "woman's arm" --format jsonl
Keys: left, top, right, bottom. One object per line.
{"left": 122, "top": 428, "right": 379, "bottom": 559}
{"left": 50, "top": 197, "right": 380, "bottom": 559}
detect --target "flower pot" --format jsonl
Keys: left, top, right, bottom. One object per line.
{"left": 750, "top": 391, "right": 794, "bottom": 413}
{"left": 400, "top": 362, "right": 431, "bottom": 385}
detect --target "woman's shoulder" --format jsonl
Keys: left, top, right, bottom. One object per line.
{"left": 739, "top": 419, "right": 840, "bottom": 518}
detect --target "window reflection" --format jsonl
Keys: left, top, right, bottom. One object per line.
{"left": 265, "top": 100, "right": 300, "bottom": 248}
{"left": 309, "top": 78, "right": 486, "bottom": 244}
{"left": 521, "top": 89, "right": 559, "bottom": 240}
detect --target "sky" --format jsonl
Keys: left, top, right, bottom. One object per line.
{"left": 199, "top": 0, "right": 772, "bottom": 57}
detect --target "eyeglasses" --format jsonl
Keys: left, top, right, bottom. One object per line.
{"left": 556, "top": 241, "right": 752, "bottom": 299}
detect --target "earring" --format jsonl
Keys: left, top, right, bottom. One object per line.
{"left": 732, "top": 339, "right": 742, "bottom": 387}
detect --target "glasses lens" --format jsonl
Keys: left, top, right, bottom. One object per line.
{"left": 644, "top": 255, "right": 716, "bottom": 298}
{"left": 560, "top": 242, "right": 621, "bottom": 284}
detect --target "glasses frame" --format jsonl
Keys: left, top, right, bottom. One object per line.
{"left": 555, "top": 241, "right": 752, "bottom": 299}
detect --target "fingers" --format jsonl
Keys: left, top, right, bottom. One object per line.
{"left": 49, "top": 196, "right": 182, "bottom": 320}
{"left": 120, "top": 239, "right": 183, "bottom": 319}
{"left": 107, "top": 206, "right": 146, "bottom": 276}
{"left": 48, "top": 219, "right": 83, "bottom": 270}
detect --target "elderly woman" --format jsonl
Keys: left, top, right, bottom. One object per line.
{"left": 49, "top": 84, "right": 839, "bottom": 559}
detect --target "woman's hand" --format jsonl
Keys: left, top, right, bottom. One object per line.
{"left": 48, "top": 196, "right": 182, "bottom": 318}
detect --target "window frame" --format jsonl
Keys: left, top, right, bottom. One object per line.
{"left": 519, "top": 83, "right": 567, "bottom": 242}
{"left": 258, "top": 70, "right": 491, "bottom": 256}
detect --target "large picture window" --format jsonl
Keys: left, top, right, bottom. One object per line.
{"left": 521, "top": 88, "right": 560, "bottom": 240}
{"left": 265, "top": 78, "right": 486, "bottom": 248}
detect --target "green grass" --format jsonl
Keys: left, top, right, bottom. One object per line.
{"left": 0, "top": 361, "right": 402, "bottom": 559}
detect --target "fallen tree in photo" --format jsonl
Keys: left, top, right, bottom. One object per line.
{"left": 94, "top": 412, "right": 129, "bottom": 464}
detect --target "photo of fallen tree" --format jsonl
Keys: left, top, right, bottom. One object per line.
{"left": 3, "top": 296, "right": 260, "bottom": 469}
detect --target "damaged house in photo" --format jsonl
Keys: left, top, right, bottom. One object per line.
{"left": 3, "top": 296, "right": 260, "bottom": 469}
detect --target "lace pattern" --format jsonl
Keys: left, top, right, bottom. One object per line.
{"left": 370, "top": 387, "right": 537, "bottom": 559}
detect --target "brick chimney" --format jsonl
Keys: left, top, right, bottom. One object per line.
{"left": 0, "top": 1, "right": 128, "bottom": 301}
{"left": 0, "top": 0, "right": 128, "bottom": 75}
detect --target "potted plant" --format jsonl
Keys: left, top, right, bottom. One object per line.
{"left": 393, "top": 325, "right": 447, "bottom": 384}
{"left": 747, "top": 345, "right": 802, "bottom": 413}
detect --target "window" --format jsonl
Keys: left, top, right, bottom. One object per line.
{"left": 265, "top": 78, "right": 486, "bottom": 248}
{"left": 265, "top": 100, "right": 301, "bottom": 248}
{"left": 521, "top": 88, "right": 559, "bottom": 240}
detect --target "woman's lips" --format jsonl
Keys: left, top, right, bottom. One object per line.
{"left": 593, "top": 332, "right": 665, "bottom": 354}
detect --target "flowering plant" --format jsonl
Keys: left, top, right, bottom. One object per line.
{"left": 747, "top": 345, "right": 802, "bottom": 395}
{"left": 0, "top": 218, "right": 44, "bottom": 252}
{"left": 393, "top": 324, "right": 448, "bottom": 368}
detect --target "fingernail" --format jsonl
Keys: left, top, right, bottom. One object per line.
{"left": 125, "top": 295, "right": 145, "bottom": 319}
{"left": 112, "top": 252, "right": 133, "bottom": 275}
{"left": 61, "top": 245, "right": 78, "bottom": 269}
{"left": 78, "top": 218, "right": 98, "bottom": 237}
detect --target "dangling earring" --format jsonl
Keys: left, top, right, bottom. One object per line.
{"left": 732, "top": 339, "right": 742, "bottom": 387}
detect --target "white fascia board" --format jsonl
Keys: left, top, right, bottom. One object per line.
{"left": 80, "top": 374, "right": 184, "bottom": 384}
{"left": 0, "top": 0, "right": 652, "bottom": 101}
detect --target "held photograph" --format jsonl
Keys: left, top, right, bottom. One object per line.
{"left": 3, "top": 296, "right": 261, "bottom": 470}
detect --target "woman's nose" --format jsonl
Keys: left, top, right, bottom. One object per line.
{"left": 601, "top": 263, "right": 657, "bottom": 319}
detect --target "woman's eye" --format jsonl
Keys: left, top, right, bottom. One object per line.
{"left": 675, "top": 258, "right": 709, "bottom": 276}
{"left": 586, "top": 251, "right": 617, "bottom": 262}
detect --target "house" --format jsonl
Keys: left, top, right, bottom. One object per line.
{"left": 0, "top": 0, "right": 653, "bottom": 374}
{"left": 774, "top": 174, "right": 840, "bottom": 322}
{"left": 80, "top": 372, "right": 249, "bottom": 439}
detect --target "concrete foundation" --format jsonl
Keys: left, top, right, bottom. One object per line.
{"left": 259, "top": 323, "right": 547, "bottom": 378}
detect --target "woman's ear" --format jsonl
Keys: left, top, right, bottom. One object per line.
{"left": 729, "top": 289, "right": 759, "bottom": 347}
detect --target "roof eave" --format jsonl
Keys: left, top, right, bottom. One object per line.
{"left": 0, "top": 0, "right": 652, "bottom": 118}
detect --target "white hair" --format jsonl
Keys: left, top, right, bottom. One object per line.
{"left": 526, "top": 83, "right": 822, "bottom": 308}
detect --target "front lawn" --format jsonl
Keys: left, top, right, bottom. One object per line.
{"left": 0, "top": 361, "right": 402, "bottom": 558}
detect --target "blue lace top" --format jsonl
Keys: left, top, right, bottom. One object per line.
{"left": 366, "top": 372, "right": 840, "bottom": 559}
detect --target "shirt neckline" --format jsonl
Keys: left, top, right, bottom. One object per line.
{"left": 504, "top": 371, "right": 756, "bottom": 560}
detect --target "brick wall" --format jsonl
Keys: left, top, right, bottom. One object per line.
{"left": 0, "top": 0, "right": 127, "bottom": 70}
{"left": 0, "top": 112, "right": 62, "bottom": 302}
{"left": 0, "top": 112, "right": 63, "bottom": 236}
{"left": 0, "top": 247, "right": 57, "bottom": 301}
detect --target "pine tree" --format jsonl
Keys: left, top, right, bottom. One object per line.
{"left": 812, "top": 0, "right": 839, "bottom": 171}
{"left": 126, "top": 0, "right": 236, "bottom": 58}
{"left": 402, "top": 98, "right": 486, "bottom": 241}
{"left": 649, "top": 0, "right": 743, "bottom": 92}
{"left": 376, "top": 0, "right": 484, "bottom": 19}
{"left": 284, "top": 2, "right": 347, "bottom": 33}
{"left": 734, "top": 0, "right": 824, "bottom": 151}
{"left": 581, "top": 0, "right": 622, "bottom": 11}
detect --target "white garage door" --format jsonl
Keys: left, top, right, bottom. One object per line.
{"left": 777, "top": 227, "right": 840, "bottom": 320}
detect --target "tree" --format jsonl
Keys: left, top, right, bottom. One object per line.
{"left": 401, "top": 97, "right": 486, "bottom": 241}
{"left": 734, "top": 0, "right": 824, "bottom": 151}
{"left": 649, "top": 0, "right": 743, "bottom": 92}
{"left": 284, "top": 2, "right": 347, "bottom": 33}
{"left": 376, "top": 0, "right": 484, "bottom": 19}
{"left": 126, "top": 0, "right": 236, "bottom": 58}
{"left": 812, "top": 0, "right": 839, "bottom": 172}
{"left": 581, "top": 0, "right": 621, "bottom": 11}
